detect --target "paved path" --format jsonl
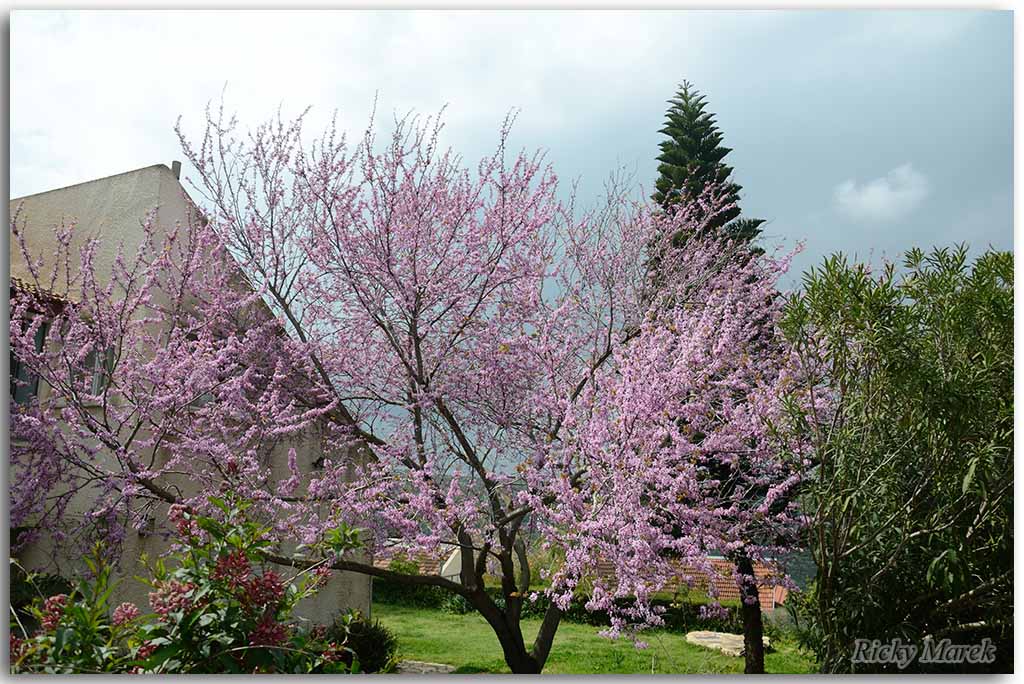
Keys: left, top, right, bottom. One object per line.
{"left": 395, "top": 660, "right": 457, "bottom": 674}
{"left": 685, "top": 630, "right": 772, "bottom": 658}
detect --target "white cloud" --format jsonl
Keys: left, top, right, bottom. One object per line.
{"left": 833, "top": 163, "right": 930, "bottom": 222}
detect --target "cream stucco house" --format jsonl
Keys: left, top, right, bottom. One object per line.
{"left": 8, "top": 162, "right": 371, "bottom": 623}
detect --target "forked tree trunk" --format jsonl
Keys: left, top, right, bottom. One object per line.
{"left": 503, "top": 647, "right": 543, "bottom": 674}
{"left": 735, "top": 553, "right": 765, "bottom": 674}
{"left": 467, "top": 588, "right": 562, "bottom": 673}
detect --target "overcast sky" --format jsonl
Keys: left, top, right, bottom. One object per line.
{"left": 10, "top": 9, "right": 1013, "bottom": 284}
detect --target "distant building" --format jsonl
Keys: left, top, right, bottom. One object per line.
{"left": 374, "top": 546, "right": 794, "bottom": 610}
{"left": 9, "top": 162, "right": 371, "bottom": 623}
{"left": 590, "top": 556, "right": 792, "bottom": 610}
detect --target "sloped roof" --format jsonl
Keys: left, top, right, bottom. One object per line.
{"left": 590, "top": 556, "right": 789, "bottom": 609}
{"left": 10, "top": 163, "right": 181, "bottom": 203}
{"left": 10, "top": 276, "right": 74, "bottom": 308}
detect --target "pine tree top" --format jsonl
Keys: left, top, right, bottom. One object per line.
{"left": 652, "top": 81, "right": 763, "bottom": 246}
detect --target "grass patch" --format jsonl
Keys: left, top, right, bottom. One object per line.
{"left": 372, "top": 602, "right": 817, "bottom": 674}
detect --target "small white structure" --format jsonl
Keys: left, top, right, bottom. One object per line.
{"left": 439, "top": 547, "right": 463, "bottom": 582}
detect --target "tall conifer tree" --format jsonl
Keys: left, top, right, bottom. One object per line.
{"left": 653, "top": 81, "right": 764, "bottom": 245}
{"left": 653, "top": 81, "right": 772, "bottom": 674}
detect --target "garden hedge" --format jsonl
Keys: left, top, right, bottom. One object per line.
{"left": 372, "top": 577, "right": 745, "bottom": 633}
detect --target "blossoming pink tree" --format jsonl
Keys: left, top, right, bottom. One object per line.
{"left": 10, "top": 104, "right": 809, "bottom": 673}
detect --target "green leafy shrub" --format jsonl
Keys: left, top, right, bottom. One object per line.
{"left": 326, "top": 610, "right": 398, "bottom": 673}
{"left": 10, "top": 561, "right": 72, "bottom": 635}
{"left": 374, "top": 574, "right": 743, "bottom": 633}
{"left": 781, "top": 246, "right": 1013, "bottom": 672}
{"left": 10, "top": 552, "right": 145, "bottom": 673}
{"left": 517, "top": 591, "right": 744, "bottom": 633}
{"left": 385, "top": 555, "right": 421, "bottom": 575}
{"left": 440, "top": 592, "right": 474, "bottom": 615}
{"left": 372, "top": 577, "right": 448, "bottom": 608}
{"left": 10, "top": 494, "right": 363, "bottom": 674}
{"left": 131, "top": 496, "right": 355, "bottom": 673}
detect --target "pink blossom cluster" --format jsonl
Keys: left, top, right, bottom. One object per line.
{"left": 10, "top": 634, "right": 28, "bottom": 661}
{"left": 211, "top": 550, "right": 251, "bottom": 589}
{"left": 135, "top": 642, "right": 157, "bottom": 660}
{"left": 320, "top": 641, "right": 346, "bottom": 663}
{"left": 40, "top": 594, "right": 68, "bottom": 631}
{"left": 168, "top": 504, "right": 200, "bottom": 539}
{"left": 149, "top": 581, "right": 195, "bottom": 618}
{"left": 698, "top": 603, "right": 732, "bottom": 621}
{"left": 242, "top": 571, "right": 285, "bottom": 608}
{"left": 112, "top": 601, "right": 141, "bottom": 626}
{"left": 308, "top": 564, "right": 333, "bottom": 588}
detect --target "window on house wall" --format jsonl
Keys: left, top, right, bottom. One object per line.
{"left": 80, "top": 346, "right": 115, "bottom": 395}
{"left": 10, "top": 320, "right": 49, "bottom": 404}
{"left": 66, "top": 340, "right": 115, "bottom": 397}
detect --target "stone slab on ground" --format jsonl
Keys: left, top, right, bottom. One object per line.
{"left": 685, "top": 630, "right": 772, "bottom": 658}
{"left": 396, "top": 660, "right": 457, "bottom": 674}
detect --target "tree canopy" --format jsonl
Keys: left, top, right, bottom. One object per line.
{"left": 10, "top": 104, "right": 808, "bottom": 673}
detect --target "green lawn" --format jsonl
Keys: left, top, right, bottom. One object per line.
{"left": 372, "top": 603, "right": 817, "bottom": 674}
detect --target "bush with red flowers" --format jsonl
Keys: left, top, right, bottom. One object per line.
{"left": 9, "top": 553, "right": 149, "bottom": 673}
{"left": 10, "top": 493, "right": 364, "bottom": 674}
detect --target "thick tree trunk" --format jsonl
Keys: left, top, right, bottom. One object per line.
{"left": 458, "top": 540, "right": 565, "bottom": 675}
{"left": 735, "top": 553, "right": 765, "bottom": 674}
{"left": 269, "top": 544, "right": 561, "bottom": 672}
{"left": 502, "top": 648, "right": 543, "bottom": 674}
{"left": 529, "top": 601, "right": 563, "bottom": 670}
{"left": 495, "top": 604, "right": 562, "bottom": 673}
{"left": 467, "top": 588, "right": 554, "bottom": 673}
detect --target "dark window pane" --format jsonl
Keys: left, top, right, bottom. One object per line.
{"left": 10, "top": 320, "right": 47, "bottom": 404}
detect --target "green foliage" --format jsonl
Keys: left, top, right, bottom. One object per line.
{"left": 440, "top": 592, "right": 475, "bottom": 615}
{"left": 374, "top": 558, "right": 458, "bottom": 609}
{"left": 319, "top": 524, "right": 364, "bottom": 557}
{"left": 10, "top": 551, "right": 142, "bottom": 673}
{"left": 369, "top": 556, "right": 454, "bottom": 609}
{"left": 326, "top": 610, "right": 399, "bottom": 673}
{"left": 652, "top": 80, "right": 764, "bottom": 244}
{"left": 522, "top": 592, "right": 744, "bottom": 634}
{"left": 781, "top": 245, "right": 1013, "bottom": 673}
{"left": 133, "top": 497, "right": 353, "bottom": 673}
{"left": 385, "top": 555, "right": 422, "bottom": 576}
{"left": 10, "top": 494, "right": 364, "bottom": 674}
{"left": 10, "top": 560, "right": 72, "bottom": 634}
{"left": 372, "top": 576, "right": 449, "bottom": 608}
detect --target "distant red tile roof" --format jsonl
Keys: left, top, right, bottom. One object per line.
{"left": 372, "top": 549, "right": 447, "bottom": 576}
{"left": 590, "top": 556, "right": 788, "bottom": 609}
{"left": 11, "top": 277, "right": 67, "bottom": 300}
{"left": 373, "top": 549, "right": 789, "bottom": 609}
{"left": 10, "top": 277, "right": 72, "bottom": 312}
